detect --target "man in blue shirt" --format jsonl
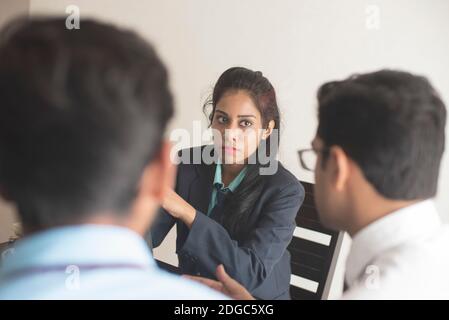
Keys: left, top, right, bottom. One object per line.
{"left": 0, "top": 17, "right": 228, "bottom": 299}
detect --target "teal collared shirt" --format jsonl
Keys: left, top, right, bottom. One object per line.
{"left": 207, "top": 163, "right": 247, "bottom": 215}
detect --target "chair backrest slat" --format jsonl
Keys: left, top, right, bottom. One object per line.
{"left": 289, "top": 181, "right": 343, "bottom": 300}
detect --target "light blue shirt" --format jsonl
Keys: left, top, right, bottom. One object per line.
{"left": 0, "top": 225, "right": 228, "bottom": 299}
{"left": 207, "top": 163, "right": 247, "bottom": 215}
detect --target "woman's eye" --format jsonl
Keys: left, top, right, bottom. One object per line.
{"left": 216, "top": 116, "right": 228, "bottom": 124}
{"left": 240, "top": 120, "right": 252, "bottom": 127}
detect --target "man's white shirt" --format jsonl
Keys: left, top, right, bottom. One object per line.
{"left": 342, "top": 200, "right": 449, "bottom": 299}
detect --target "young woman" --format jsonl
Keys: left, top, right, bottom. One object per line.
{"left": 150, "top": 67, "right": 304, "bottom": 299}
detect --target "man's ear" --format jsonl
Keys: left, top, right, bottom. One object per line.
{"left": 329, "top": 146, "right": 350, "bottom": 192}
{"left": 262, "top": 120, "right": 275, "bottom": 140}
{"left": 0, "top": 185, "right": 12, "bottom": 202}
{"left": 127, "top": 141, "right": 176, "bottom": 235}
{"left": 139, "top": 140, "right": 176, "bottom": 203}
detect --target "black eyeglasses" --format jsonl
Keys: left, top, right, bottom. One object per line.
{"left": 298, "top": 147, "right": 329, "bottom": 172}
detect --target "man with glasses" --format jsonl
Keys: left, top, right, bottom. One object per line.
{"left": 196, "top": 70, "right": 449, "bottom": 299}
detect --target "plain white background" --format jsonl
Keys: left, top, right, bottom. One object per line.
{"left": 1, "top": 0, "right": 448, "bottom": 298}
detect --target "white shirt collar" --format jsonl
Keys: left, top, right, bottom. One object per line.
{"left": 345, "top": 200, "right": 441, "bottom": 288}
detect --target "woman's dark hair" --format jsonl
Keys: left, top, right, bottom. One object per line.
{"left": 203, "top": 67, "right": 280, "bottom": 240}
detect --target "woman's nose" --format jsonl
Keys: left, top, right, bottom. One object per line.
{"left": 224, "top": 127, "right": 242, "bottom": 141}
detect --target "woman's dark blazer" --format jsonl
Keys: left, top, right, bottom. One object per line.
{"left": 149, "top": 146, "right": 304, "bottom": 300}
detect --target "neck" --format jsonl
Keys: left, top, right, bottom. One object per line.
{"left": 347, "top": 195, "right": 421, "bottom": 237}
{"left": 221, "top": 163, "right": 245, "bottom": 185}
{"left": 23, "top": 213, "right": 147, "bottom": 239}
{"left": 85, "top": 213, "right": 149, "bottom": 236}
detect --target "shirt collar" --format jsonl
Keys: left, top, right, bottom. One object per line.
{"left": 345, "top": 200, "right": 441, "bottom": 287}
{"left": 213, "top": 161, "right": 247, "bottom": 192}
{"left": 0, "top": 224, "right": 155, "bottom": 275}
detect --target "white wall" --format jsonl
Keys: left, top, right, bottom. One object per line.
{"left": 3, "top": 0, "right": 447, "bottom": 298}
{"left": 28, "top": 0, "right": 449, "bottom": 219}
{"left": 0, "top": 0, "right": 29, "bottom": 26}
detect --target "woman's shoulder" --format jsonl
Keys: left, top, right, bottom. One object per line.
{"left": 263, "top": 161, "right": 304, "bottom": 196}
{"left": 175, "top": 145, "right": 215, "bottom": 176}
{"left": 258, "top": 162, "right": 305, "bottom": 216}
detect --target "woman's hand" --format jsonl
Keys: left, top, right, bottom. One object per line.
{"left": 183, "top": 264, "right": 255, "bottom": 300}
{"left": 162, "top": 188, "right": 196, "bottom": 228}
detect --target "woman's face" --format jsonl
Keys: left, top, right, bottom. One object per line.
{"left": 211, "top": 90, "right": 273, "bottom": 164}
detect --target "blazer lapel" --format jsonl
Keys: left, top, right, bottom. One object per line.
{"left": 188, "top": 161, "right": 216, "bottom": 215}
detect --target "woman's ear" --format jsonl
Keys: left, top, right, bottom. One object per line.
{"left": 262, "top": 120, "right": 275, "bottom": 140}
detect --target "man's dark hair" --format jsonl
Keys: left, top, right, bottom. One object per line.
{"left": 0, "top": 17, "right": 174, "bottom": 230}
{"left": 317, "top": 69, "right": 446, "bottom": 200}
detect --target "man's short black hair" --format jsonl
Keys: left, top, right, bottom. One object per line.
{"left": 0, "top": 17, "right": 173, "bottom": 230}
{"left": 317, "top": 69, "right": 446, "bottom": 200}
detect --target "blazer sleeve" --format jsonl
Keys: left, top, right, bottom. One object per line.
{"left": 178, "top": 180, "right": 304, "bottom": 291}
{"left": 150, "top": 207, "right": 176, "bottom": 248}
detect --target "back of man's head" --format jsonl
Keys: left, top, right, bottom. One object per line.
{"left": 0, "top": 17, "right": 173, "bottom": 231}
{"left": 317, "top": 69, "right": 446, "bottom": 200}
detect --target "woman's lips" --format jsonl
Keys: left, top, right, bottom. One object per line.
{"left": 222, "top": 146, "right": 238, "bottom": 154}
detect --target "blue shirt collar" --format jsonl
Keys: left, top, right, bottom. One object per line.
{"left": 213, "top": 162, "right": 247, "bottom": 192}
{"left": 0, "top": 224, "right": 155, "bottom": 275}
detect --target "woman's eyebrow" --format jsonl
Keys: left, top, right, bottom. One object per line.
{"left": 215, "top": 109, "right": 228, "bottom": 116}
{"left": 215, "top": 109, "right": 256, "bottom": 118}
